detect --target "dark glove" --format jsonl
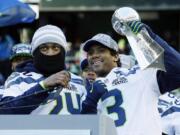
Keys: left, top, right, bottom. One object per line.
{"left": 127, "top": 21, "right": 156, "bottom": 38}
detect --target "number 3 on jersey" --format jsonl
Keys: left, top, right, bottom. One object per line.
{"left": 101, "top": 89, "right": 126, "bottom": 127}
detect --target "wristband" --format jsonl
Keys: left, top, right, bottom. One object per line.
{"left": 39, "top": 81, "right": 48, "bottom": 90}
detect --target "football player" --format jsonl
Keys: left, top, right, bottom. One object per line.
{"left": 0, "top": 25, "right": 87, "bottom": 114}
{"left": 81, "top": 12, "right": 180, "bottom": 135}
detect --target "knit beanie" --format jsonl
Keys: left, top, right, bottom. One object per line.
{"left": 10, "top": 43, "right": 32, "bottom": 61}
{"left": 31, "top": 25, "right": 67, "bottom": 55}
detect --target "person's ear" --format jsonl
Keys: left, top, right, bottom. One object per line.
{"left": 114, "top": 54, "right": 119, "bottom": 62}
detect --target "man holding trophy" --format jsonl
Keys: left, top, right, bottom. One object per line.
{"left": 81, "top": 7, "right": 180, "bottom": 135}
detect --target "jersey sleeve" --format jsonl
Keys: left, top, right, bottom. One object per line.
{"left": 0, "top": 83, "right": 49, "bottom": 114}
{"left": 146, "top": 26, "right": 180, "bottom": 94}
{"left": 81, "top": 80, "right": 108, "bottom": 114}
{"left": 0, "top": 71, "right": 48, "bottom": 114}
{"left": 158, "top": 93, "right": 180, "bottom": 135}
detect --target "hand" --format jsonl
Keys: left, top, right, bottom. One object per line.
{"left": 90, "top": 80, "right": 107, "bottom": 94}
{"left": 127, "top": 21, "right": 145, "bottom": 34}
{"left": 127, "top": 21, "right": 156, "bottom": 39}
{"left": 42, "top": 70, "right": 71, "bottom": 89}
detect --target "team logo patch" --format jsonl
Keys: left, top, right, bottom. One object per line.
{"left": 103, "top": 79, "right": 109, "bottom": 84}
{"left": 112, "top": 77, "right": 128, "bottom": 86}
{"left": 68, "top": 84, "right": 78, "bottom": 92}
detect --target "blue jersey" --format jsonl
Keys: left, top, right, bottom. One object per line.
{"left": 81, "top": 28, "right": 180, "bottom": 135}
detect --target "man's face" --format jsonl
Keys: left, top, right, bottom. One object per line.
{"left": 82, "top": 67, "right": 97, "bottom": 83}
{"left": 11, "top": 57, "right": 32, "bottom": 71}
{"left": 87, "top": 44, "right": 118, "bottom": 77}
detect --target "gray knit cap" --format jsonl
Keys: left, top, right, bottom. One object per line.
{"left": 83, "top": 33, "right": 118, "bottom": 52}
{"left": 31, "top": 25, "right": 67, "bottom": 55}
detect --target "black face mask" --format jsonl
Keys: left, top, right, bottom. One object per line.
{"left": 33, "top": 49, "right": 65, "bottom": 76}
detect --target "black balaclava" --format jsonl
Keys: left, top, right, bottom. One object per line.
{"left": 33, "top": 47, "right": 65, "bottom": 77}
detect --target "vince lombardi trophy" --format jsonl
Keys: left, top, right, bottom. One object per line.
{"left": 112, "top": 7, "right": 165, "bottom": 70}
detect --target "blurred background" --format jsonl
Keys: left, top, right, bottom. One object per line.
{"left": 0, "top": 0, "right": 180, "bottom": 77}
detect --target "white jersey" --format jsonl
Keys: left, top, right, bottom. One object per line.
{"left": 4, "top": 71, "right": 43, "bottom": 97}
{"left": 96, "top": 66, "right": 162, "bottom": 135}
{"left": 158, "top": 92, "right": 180, "bottom": 135}
{"left": 3, "top": 71, "right": 87, "bottom": 114}
{"left": 31, "top": 73, "right": 87, "bottom": 114}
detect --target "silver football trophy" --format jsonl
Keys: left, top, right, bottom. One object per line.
{"left": 112, "top": 7, "right": 165, "bottom": 71}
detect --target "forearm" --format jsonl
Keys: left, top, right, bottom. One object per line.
{"left": 147, "top": 27, "right": 180, "bottom": 93}
{"left": 153, "top": 34, "right": 180, "bottom": 73}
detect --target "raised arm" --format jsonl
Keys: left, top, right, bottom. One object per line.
{"left": 127, "top": 21, "right": 180, "bottom": 93}
{"left": 0, "top": 83, "right": 49, "bottom": 114}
